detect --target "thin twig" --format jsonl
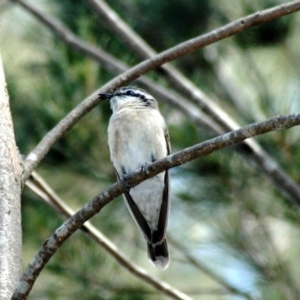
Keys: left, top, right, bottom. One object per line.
{"left": 84, "top": 0, "right": 299, "bottom": 130}
{"left": 14, "top": 0, "right": 300, "bottom": 185}
{"left": 26, "top": 172, "right": 193, "bottom": 300}
{"left": 27, "top": 172, "right": 257, "bottom": 299}
{"left": 12, "top": 113, "right": 300, "bottom": 299}
{"left": 7, "top": 0, "right": 219, "bottom": 134}
{"left": 85, "top": 0, "right": 300, "bottom": 205}
{"left": 86, "top": 0, "right": 300, "bottom": 205}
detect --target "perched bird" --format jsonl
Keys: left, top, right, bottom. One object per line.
{"left": 99, "top": 86, "right": 171, "bottom": 270}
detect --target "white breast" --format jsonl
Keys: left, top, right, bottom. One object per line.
{"left": 108, "top": 108, "right": 167, "bottom": 175}
{"left": 107, "top": 107, "right": 167, "bottom": 230}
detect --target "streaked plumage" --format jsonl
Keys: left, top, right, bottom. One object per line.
{"left": 99, "top": 86, "right": 171, "bottom": 270}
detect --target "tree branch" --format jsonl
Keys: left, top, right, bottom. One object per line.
{"left": 8, "top": 0, "right": 219, "bottom": 135}
{"left": 25, "top": 172, "right": 193, "bottom": 300}
{"left": 85, "top": 0, "right": 300, "bottom": 130}
{"left": 85, "top": 0, "right": 300, "bottom": 205}
{"left": 0, "top": 52, "right": 22, "bottom": 298}
{"left": 12, "top": 113, "right": 300, "bottom": 299}
{"left": 15, "top": 0, "right": 300, "bottom": 184}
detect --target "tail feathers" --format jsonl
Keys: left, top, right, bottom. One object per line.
{"left": 147, "top": 239, "right": 169, "bottom": 270}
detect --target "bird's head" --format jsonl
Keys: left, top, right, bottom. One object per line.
{"left": 99, "top": 86, "right": 158, "bottom": 112}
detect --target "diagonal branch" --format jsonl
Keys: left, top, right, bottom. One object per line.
{"left": 12, "top": 113, "right": 300, "bottom": 299}
{"left": 85, "top": 0, "right": 300, "bottom": 130}
{"left": 85, "top": 0, "right": 300, "bottom": 205}
{"left": 8, "top": 0, "right": 219, "bottom": 135}
{"left": 15, "top": 0, "right": 300, "bottom": 185}
{"left": 27, "top": 172, "right": 257, "bottom": 299}
{"left": 26, "top": 172, "right": 193, "bottom": 300}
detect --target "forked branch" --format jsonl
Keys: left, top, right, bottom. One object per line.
{"left": 12, "top": 113, "right": 300, "bottom": 299}
{"left": 16, "top": 0, "right": 300, "bottom": 183}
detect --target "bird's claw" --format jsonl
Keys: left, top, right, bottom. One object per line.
{"left": 122, "top": 173, "right": 130, "bottom": 191}
{"left": 141, "top": 163, "right": 149, "bottom": 175}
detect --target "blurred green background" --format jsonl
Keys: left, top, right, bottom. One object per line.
{"left": 2, "top": 0, "right": 300, "bottom": 299}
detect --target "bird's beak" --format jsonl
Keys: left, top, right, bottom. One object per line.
{"left": 99, "top": 93, "right": 113, "bottom": 100}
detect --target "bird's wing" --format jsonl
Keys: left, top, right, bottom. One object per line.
{"left": 116, "top": 128, "right": 171, "bottom": 244}
{"left": 115, "top": 170, "right": 152, "bottom": 242}
{"left": 152, "top": 128, "right": 171, "bottom": 243}
{"left": 164, "top": 128, "right": 171, "bottom": 156}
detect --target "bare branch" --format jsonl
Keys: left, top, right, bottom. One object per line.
{"left": 86, "top": 0, "right": 300, "bottom": 66}
{"left": 15, "top": 0, "right": 300, "bottom": 184}
{"left": 12, "top": 113, "right": 300, "bottom": 299}
{"left": 26, "top": 172, "right": 193, "bottom": 300}
{"left": 10, "top": 0, "right": 128, "bottom": 76}
{"left": 0, "top": 53, "right": 22, "bottom": 298}
{"left": 28, "top": 171, "right": 258, "bottom": 299}
{"left": 85, "top": 0, "right": 299, "bottom": 130}
{"left": 85, "top": 0, "right": 300, "bottom": 206}
{"left": 7, "top": 0, "right": 219, "bottom": 135}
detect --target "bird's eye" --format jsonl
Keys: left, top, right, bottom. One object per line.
{"left": 126, "top": 90, "right": 134, "bottom": 96}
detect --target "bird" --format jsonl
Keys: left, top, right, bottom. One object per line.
{"left": 99, "top": 86, "right": 171, "bottom": 270}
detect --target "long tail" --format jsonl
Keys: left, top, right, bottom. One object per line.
{"left": 147, "top": 239, "right": 169, "bottom": 270}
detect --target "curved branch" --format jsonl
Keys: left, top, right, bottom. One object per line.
{"left": 85, "top": 0, "right": 300, "bottom": 207}
{"left": 85, "top": 0, "right": 300, "bottom": 129}
{"left": 12, "top": 113, "right": 300, "bottom": 299}
{"left": 16, "top": 0, "right": 300, "bottom": 183}
{"left": 26, "top": 172, "right": 193, "bottom": 300}
{"left": 9, "top": 0, "right": 220, "bottom": 135}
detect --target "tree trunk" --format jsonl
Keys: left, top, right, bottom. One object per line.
{"left": 0, "top": 53, "right": 22, "bottom": 299}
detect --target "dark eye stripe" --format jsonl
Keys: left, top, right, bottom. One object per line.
{"left": 115, "top": 91, "right": 143, "bottom": 98}
{"left": 128, "top": 91, "right": 141, "bottom": 98}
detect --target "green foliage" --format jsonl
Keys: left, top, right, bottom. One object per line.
{"left": 2, "top": 0, "right": 300, "bottom": 299}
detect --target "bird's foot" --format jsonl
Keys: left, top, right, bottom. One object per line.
{"left": 121, "top": 173, "right": 130, "bottom": 192}
{"left": 141, "top": 163, "right": 150, "bottom": 175}
{"left": 141, "top": 162, "right": 158, "bottom": 178}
